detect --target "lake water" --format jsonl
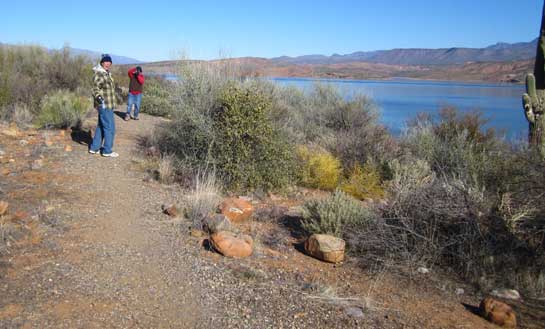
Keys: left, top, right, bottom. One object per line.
{"left": 272, "top": 77, "right": 528, "bottom": 140}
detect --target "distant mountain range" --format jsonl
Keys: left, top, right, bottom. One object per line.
{"left": 270, "top": 39, "right": 538, "bottom": 66}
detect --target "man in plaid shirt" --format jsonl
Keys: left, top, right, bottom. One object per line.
{"left": 89, "top": 54, "right": 119, "bottom": 157}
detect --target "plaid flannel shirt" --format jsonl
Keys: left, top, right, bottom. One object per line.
{"left": 92, "top": 68, "right": 116, "bottom": 109}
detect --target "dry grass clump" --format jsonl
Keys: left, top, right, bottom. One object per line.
{"left": 157, "top": 154, "right": 176, "bottom": 185}
{"left": 185, "top": 171, "right": 222, "bottom": 230}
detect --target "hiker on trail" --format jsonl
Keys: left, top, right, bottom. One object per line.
{"left": 125, "top": 66, "right": 144, "bottom": 121}
{"left": 89, "top": 54, "right": 119, "bottom": 158}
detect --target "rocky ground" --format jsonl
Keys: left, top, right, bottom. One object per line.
{"left": 1, "top": 111, "right": 544, "bottom": 328}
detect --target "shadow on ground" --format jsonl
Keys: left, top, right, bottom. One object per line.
{"left": 70, "top": 128, "right": 92, "bottom": 146}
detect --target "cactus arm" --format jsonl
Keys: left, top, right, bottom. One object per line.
{"left": 523, "top": 93, "right": 536, "bottom": 124}
{"left": 527, "top": 74, "right": 537, "bottom": 99}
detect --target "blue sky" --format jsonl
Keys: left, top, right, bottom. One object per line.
{"left": 0, "top": 0, "right": 542, "bottom": 62}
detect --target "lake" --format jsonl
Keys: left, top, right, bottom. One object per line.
{"left": 272, "top": 77, "right": 528, "bottom": 140}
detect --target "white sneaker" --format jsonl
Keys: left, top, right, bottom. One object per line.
{"left": 89, "top": 149, "right": 100, "bottom": 154}
{"left": 102, "top": 152, "right": 119, "bottom": 158}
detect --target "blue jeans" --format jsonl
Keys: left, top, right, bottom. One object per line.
{"left": 90, "top": 108, "right": 115, "bottom": 154}
{"left": 127, "top": 93, "right": 142, "bottom": 118}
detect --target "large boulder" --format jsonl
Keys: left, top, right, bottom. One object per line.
{"left": 219, "top": 197, "right": 253, "bottom": 223}
{"left": 479, "top": 297, "right": 517, "bottom": 328}
{"left": 304, "top": 234, "right": 345, "bottom": 263}
{"left": 210, "top": 231, "right": 253, "bottom": 258}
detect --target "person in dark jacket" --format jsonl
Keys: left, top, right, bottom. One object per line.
{"left": 125, "top": 66, "right": 144, "bottom": 121}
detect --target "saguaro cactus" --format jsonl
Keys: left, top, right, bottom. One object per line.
{"left": 522, "top": 2, "right": 545, "bottom": 155}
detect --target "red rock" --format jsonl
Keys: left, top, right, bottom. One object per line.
{"left": 479, "top": 297, "right": 517, "bottom": 328}
{"left": 210, "top": 231, "right": 253, "bottom": 258}
{"left": 162, "top": 204, "right": 178, "bottom": 217}
{"left": 219, "top": 197, "right": 254, "bottom": 223}
{"left": 0, "top": 201, "right": 8, "bottom": 216}
{"left": 304, "top": 234, "right": 345, "bottom": 263}
{"left": 13, "top": 211, "right": 29, "bottom": 221}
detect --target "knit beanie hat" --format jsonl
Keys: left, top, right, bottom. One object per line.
{"left": 100, "top": 54, "right": 112, "bottom": 64}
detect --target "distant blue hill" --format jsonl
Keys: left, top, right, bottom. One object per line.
{"left": 0, "top": 42, "right": 143, "bottom": 65}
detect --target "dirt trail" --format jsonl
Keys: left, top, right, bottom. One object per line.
{"left": 0, "top": 112, "right": 207, "bottom": 328}
{"left": 2, "top": 111, "right": 542, "bottom": 328}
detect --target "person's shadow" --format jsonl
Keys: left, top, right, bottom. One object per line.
{"left": 70, "top": 127, "right": 92, "bottom": 146}
{"left": 114, "top": 110, "right": 127, "bottom": 119}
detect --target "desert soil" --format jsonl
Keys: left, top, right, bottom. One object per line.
{"left": 1, "top": 110, "right": 544, "bottom": 328}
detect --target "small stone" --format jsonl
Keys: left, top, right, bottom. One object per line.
{"left": 161, "top": 204, "right": 178, "bottom": 217}
{"left": 64, "top": 145, "right": 73, "bottom": 152}
{"left": 345, "top": 307, "right": 365, "bottom": 318}
{"left": 0, "top": 149, "right": 5, "bottom": 156}
{"left": 479, "top": 297, "right": 517, "bottom": 328}
{"left": 0, "top": 201, "right": 8, "bottom": 216}
{"left": 455, "top": 288, "right": 465, "bottom": 296}
{"left": 1, "top": 127, "right": 18, "bottom": 137}
{"left": 491, "top": 289, "right": 521, "bottom": 301}
{"left": 417, "top": 267, "right": 430, "bottom": 274}
{"left": 19, "top": 140, "right": 29, "bottom": 146}
{"left": 31, "top": 159, "right": 43, "bottom": 170}
{"left": 44, "top": 140, "right": 53, "bottom": 147}
{"left": 1, "top": 168, "right": 10, "bottom": 176}
{"left": 190, "top": 228, "right": 205, "bottom": 237}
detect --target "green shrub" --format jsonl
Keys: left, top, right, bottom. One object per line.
{"left": 212, "top": 83, "right": 296, "bottom": 191}
{"left": 155, "top": 79, "right": 297, "bottom": 192}
{"left": 297, "top": 145, "right": 341, "bottom": 190}
{"left": 302, "top": 189, "right": 372, "bottom": 238}
{"left": 36, "top": 90, "right": 91, "bottom": 128}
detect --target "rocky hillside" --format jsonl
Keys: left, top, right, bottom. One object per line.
{"left": 271, "top": 39, "right": 537, "bottom": 66}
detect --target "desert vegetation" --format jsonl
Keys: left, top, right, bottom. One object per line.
{"left": 138, "top": 59, "right": 545, "bottom": 300}
{"left": 0, "top": 45, "right": 93, "bottom": 128}
{"left": 1, "top": 44, "right": 543, "bottom": 302}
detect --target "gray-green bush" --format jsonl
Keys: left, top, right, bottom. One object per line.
{"left": 36, "top": 90, "right": 91, "bottom": 128}
{"left": 302, "top": 189, "right": 373, "bottom": 238}
{"left": 0, "top": 45, "right": 92, "bottom": 124}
